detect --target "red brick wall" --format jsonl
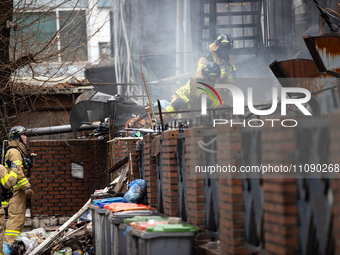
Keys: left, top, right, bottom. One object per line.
{"left": 126, "top": 139, "right": 140, "bottom": 180}
{"left": 29, "top": 139, "right": 108, "bottom": 216}
{"left": 108, "top": 137, "right": 141, "bottom": 181}
{"left": 261, "top": 120, "right": 298, "bottom": 254}
{"left": 110, "top": 138, "right": 128, "bottom": 165}
{"left": 143, "top": 134, "right": 158, "bottom": 208}
{"left": 216, "top": 124, "right": 250, "bottom": 255}
{"left": 162, "top": 130, "right": 179, "bottom": 217}
{"left": 184, "top": 127, "right": 210, "bottom": 254}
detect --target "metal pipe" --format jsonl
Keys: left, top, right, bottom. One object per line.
{"left": 124, "top": 128, "right": 155, "bottom": 133}
{"left": 141, "top": 73, "right": 157, "bottom": 129}
{"left": 2, "top": 140, "right": 8, "bottom": 165}
{"left": 176, "top": 0, "right": 183, "bottom": 76}
{"left": 331, "top": 87, "right": 338, "bottom": 108}
{"left": 26, "top": 123, "right": 101, "bottom": 137}
{"left": 157, "top": 100, "right": 164, "bottom": 127}
{"left": 293, "top": 0, "right": 312, "bottom": 48}
{"left": 148, "top": 72, "right": 193, "bottom": 85}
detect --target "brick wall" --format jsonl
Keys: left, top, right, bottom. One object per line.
{"left": 216, "top": 124, "right": 250, "bottom": 255}
{"left": 215, "top": 119, "right": 299, "bottom": 255}
{"left": 184, "top": 127, "right": 210, "bottom": 254}
{"left": 126, "top": 139, "right": 140, "bottom": 180}
{"left": 29, "top": 139, "right": 108, "bottom": 216}
{"left": 261, "top": 119, "right": 298, "bottom": 254}
{"left": 162, "top": 130, "right": 179, "bottom": 217}
{"left": 108, "top": 137, "right": 141, "bottom": 181}
{"left": 143, "top": 134, "right": 158, "bottom": 208}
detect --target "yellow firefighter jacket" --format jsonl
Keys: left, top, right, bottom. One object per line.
{"left": 0, "top": 164, "right": 18, "bottom": 197}
{"left": 4, "top": 140, "right": 31, "bottom": 191}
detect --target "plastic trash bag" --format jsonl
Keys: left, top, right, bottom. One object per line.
{"left": 15, "top": 227, "right": 52, "bottom": 254}
{"left": 123, "top": 179, "right": 146, "bottom": 204}
{"left": 92, "top": 197, "right": 123, "bottom": 208}
{"left": 79, "top": 209, "right": 92, "bottom": 222}
{"left": 3, "top": 242, "right": 12, "bottom": 254}
{"left": 23, "top": 237, "right": 39, "bottom": 255}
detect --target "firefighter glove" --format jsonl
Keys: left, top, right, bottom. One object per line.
{"left": 25, "top": 188, "right": 34, "bottom": 199}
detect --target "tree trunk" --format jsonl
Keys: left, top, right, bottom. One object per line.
{"left": 0, "top": 0, "right": 13, "bottom": 90}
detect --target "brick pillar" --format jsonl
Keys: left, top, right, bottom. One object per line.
{"left": 109, "top": 138, "right": 141, "bottom": 182}
{"left": 162, "top": 130, "right": 179, "bottom": 217}
{"left": 143, "top": 134, "right": 158, "bottom": 208}
{"left": 111, "top": 138, "right": 128, "bottom": 165}
{"left": 126, "top": 138, "right": 141, "bottom": 180}
{"left": 184, "top": 127, "right": 209, "bottom": 254}
{"left": 216, "top": 124, "right": 250, "bottom": 255}
{"left": 330, "top": 110, "right": 340, "bottom": 254}
{"left": 261, "top": 120, "right": 298, "bottom": 255}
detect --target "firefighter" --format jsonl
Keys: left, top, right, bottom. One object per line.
{"left": 196, "top": 34, "right": 236, "bottom": 84}
{"left": 4, "top": 126, "right": 33, "bottom": 244}
{"left": 0, "top": 163, "right": 18, "bottom": 253}
{"left": 163, "top": 61, "right": 224, "bottom": 120}
{"left": 0, "top": 164, "right": 18, "bottom": 253}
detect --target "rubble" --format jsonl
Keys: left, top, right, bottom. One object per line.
{"left": 6, "top": 158, "right": 135, "bottom": 255}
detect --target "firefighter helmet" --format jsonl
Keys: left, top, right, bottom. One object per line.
{"left": 214, "top": 34, "right": 233, "bottom": 59}
{"left": 214, "top": 34, "right": 233, "bottom": 49}
{"left": 8, "top": 126, "right": 27, "bottom": 140}
{"left": 201, "top": 62, "right": 221, "bottom": 78}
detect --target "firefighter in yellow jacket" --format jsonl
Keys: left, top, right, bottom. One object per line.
{"left": 196, "top": 34, "right": 236, "bottom": 84}
{"left": 4, "top": 126, "right": 33, "bottom": 244}
{"left": 162, "top": 35, "right": 236, "bottom": 121}
{"left": 0, "top": 163, "right": 18, "bottom": 253}
{"left": 163, "top": 61, "right": 229, "bottom": 120}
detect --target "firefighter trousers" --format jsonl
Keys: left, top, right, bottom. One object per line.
{"left": 0, "top": 207, "right": 5, "bottom": 253}
{"left": 5, "top": 190, "right": 26, "bottom": 243}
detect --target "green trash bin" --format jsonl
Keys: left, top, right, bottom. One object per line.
{"left": 109, "top": 210, "right": 161, "bottom": 255}
{"left": 132, "top": 224, "right": 200, "bottom": 255}
{"left": 124, "top": 216, "right": 168, "bottom": 255}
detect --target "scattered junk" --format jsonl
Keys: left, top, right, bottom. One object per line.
{"left": 6, "top": 151, "right": 150, "bottom": 255}
{"left": 69, "top": 91, "right": 147, "bottom": 138}
{"left": 3, "top": 140, "right": 200, "bottom": 255}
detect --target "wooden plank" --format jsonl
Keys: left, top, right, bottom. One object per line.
{"left": 29, "top": 198, "right": 91, "bottom": 255}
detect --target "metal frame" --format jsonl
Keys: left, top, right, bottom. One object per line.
{"left": 176, "top": 133, "right": 188, "bottom": 222}
{"left": 240, "top": 127, "right": 264, "bottom": 253}
{"left": 155, "top": 137, "right": 164, "bottom": 214}
{"left": 137, "top": 142, "right": 144, "bottom": 180}
{"left": 202, "top": 128, "right": 219, "bottom": 239}
{"left": 199, "top": 0, "right": 264, "bottom": 55}
{"left": 294, "top": 119, "right": 333, "bottom": 255}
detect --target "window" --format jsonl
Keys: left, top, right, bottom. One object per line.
{"left": 11, "top": 9, "right": 88, "bottom": 62}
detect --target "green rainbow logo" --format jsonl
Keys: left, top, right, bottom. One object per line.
{"left": 197, "top": 82, "right": 222, "bottom": 106}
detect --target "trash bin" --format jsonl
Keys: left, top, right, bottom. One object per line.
{"left": 109, "top": 210, "right": 161, "bottom": 255}
{"left": 90, "top": 198, "right": 123, "bottom": 255}
{"left": 90, "top": 205, "right": 111, "bottom": 255}
{"left": 131, "top": 224, "right": 200, "bottom": 255}
{"left": 124, "top": 216, "right": 168, "bottom": 255}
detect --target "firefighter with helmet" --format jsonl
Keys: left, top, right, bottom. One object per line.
{"left": 4, "top": 126, "right": 33, "bottom": 244}
{"left": 162, "top": 61, "right": 224, "bottom": 120}
{"left": 196, "top": 34, "right": 236, "bottom": 84}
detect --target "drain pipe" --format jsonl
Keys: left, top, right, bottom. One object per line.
{"left": 26, "top": 122, "right": 101, "bottom": 137}
{"left": 293, "top": 0, "right": 312, "bottom": 48}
